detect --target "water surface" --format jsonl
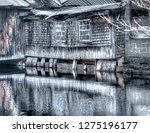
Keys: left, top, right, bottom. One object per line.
{"left": 0, "top": 68, "right": 150, "bottom": 116}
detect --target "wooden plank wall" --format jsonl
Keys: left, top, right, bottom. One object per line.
{"left": 25, "top": 16, "right": 116, "bottom": 60}
{"left": 0, "top": 9, "right": 24, "bottom": 59}
{"left": 114, "top": 13, "right": 125, "bottom": 58}
{"left": 91, "top": 18, "right": 111, "bottom": 46}
{"left": 26, "top": 45, "right": 115, "bottom": 59}
{"left": 24, "top": 20, "right": 51, "bottom": 46}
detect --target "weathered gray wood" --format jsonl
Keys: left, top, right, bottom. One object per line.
{"left": 40, "top": 58, "right": 45, "bottom": 67}
{"left": 26, "top": 46, "right": 115, "bottom": 60}
{"left": 49, "top": 59, "right": 53, "bottom": 68}
{"left": 53, "top": 59, "right": 57, "bottom": 68}
{"left": 32, "top": 67, "right": 38, "bottom": 75}
{"left": 49, "top": 68, "right": 54, "bottom": 77}
{"left": 83, "top": 63, "right": 87, "bottom": 71}
{"left": 124, "top": 0, "right": 131, "bottom": 58}
{"left": 72, "top": 60, "right": 77, "bottom": 70}
{"left": 25, "top": 57, "right": 32, "bottom": 66}
{"left": 37, "top": 66, "right": 41, "bottom": 72}
{"left": 57, "top": 63, "right": 73, "bottom": 74}
{"left": 96, "top": 60, "right": 117, "bottom": 72}
{"left": 57, "top": 62, "right": 95, "bottom": 75}
{"left": 117, "top": 56, "right": 124, "bottom": 67}
{"left": 72, "top": 70, "right": 77, "bottom": 79}
{"left": 37, "top": 60, "right": 41, "bottom": 67}
{"left": 40, "top": 68, "right": 45, "bottom": 76}
{"left": 96, "top": 60, "right": 102, "bottom": 71}
{"left": 101, "top": 61, "right": 117, "bottom": 72}
{"left": 32, "top": 58, "right": 38, "bottom": 67}
{"left": 0, "top": 9, "right": 26, "bottom": 60}
{"left": 24, "top": 16, "right": 116, "bottom": 61}
{"left": 26, "top": 67, "right": 38, "bottom": 75}
{"left": 53, "top": 68, "right": 57, "bottom": 77}
{"left": 26, "top": 67, "right": 32, "bottom": 75}
{"left": 45, "top": 62, "right": 49, "bottom": 68}
{"left": 45, "top": 67, "right": 49, "bottom": 72}
{"left": 117, "top": 73, "right": 125, "bottom": 88}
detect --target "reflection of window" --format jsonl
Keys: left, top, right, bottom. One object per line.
{"left": 79, "top": 19, "right": 91, "bottom": 41}
{"left": 55, "top": 21, "right": 66, "bottom": 41}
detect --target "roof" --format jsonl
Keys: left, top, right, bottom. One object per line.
{"left": 31, "top": 2, "right": 123, "bottom": 19}
{"left": 43, "top": 0, "right": 120, "bottom": 8}
{"left": 0, "top": 0, "right": 30, "bottom": 8}
{"left": 62, "top": 0, "right": 117, "bottom": 6}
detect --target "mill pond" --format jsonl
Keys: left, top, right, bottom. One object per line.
{"left": 0, "top": 67, "right": 150, "bottom": 116}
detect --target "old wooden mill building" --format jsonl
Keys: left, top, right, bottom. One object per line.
{"left": 0, "top": 0, "right": 150, "bottom": 74}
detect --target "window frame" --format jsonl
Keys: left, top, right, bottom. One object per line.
{"left": 55, "top": 21, "right": 66, "bottom": 42}
{"left": 78, "top": 19, "right": 92, "bottom": 42}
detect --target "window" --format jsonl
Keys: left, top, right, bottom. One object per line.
{"left": 79, "top": 19, "right": 91, "bottom": 41}
{"left": 55, "top": 21, "right": 66, "bottom": 41}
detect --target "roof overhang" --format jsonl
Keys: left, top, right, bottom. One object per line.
{"left": 31, "top": 2, "right": 124, "bottom": 19}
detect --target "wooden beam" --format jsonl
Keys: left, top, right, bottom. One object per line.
{"left": 72, "top": 59, "right": 77, "bottom": 70}
{"left": 124, "top": 0, "right": 131, "bottom": 58}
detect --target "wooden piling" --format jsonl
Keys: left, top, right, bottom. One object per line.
{"left": 41, "top": 58, "right": 45, "bottom": 67}
{"left": 72, "top": 60, "right": 77, "bottom": 70}
{"left": 32, "top": 58, "right": 38, "bottom": 67}
{"left": 49, "top": 59, "right": 53, "bottom": 68}
{"left": 25, "top": 57, "right": 32, "bottom": 66}
{"left": 96, "top": 60, "right": 117, "bottom": 72}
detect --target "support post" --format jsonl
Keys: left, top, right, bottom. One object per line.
{"left": 124, "top": 0, "right": 131, "bottom": 59}
{"left": 72, "top": 59, "right": 77, "bottom": 70}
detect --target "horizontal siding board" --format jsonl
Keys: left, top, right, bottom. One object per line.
{"left": 26, "top": 45, "right": 115, "bottom": 59}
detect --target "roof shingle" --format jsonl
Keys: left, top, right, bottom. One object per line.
{"left": 0, "top": 0, "right": 29, "bottom": 8}
{"left": 62, "top": 0, "right": 117, "bottom": 6}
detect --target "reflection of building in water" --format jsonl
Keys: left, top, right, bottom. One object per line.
{"left": 0, "top": 75, "right": 25, "bottom": 115}
{"left": 0, "top": 81, "right": 11, "bottom": 115}
{"left": 0, "top": 73, "right": 150, "bottom": 116}
{"left": 26, "top": 76, "right": 122, "bottom": 116}
{"left": 126, "top": 79, "right": 150, "bottom": 116}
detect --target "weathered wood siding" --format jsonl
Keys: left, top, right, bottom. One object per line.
{"left": 24, "top": 20, "right": 51, "bottom": 46}
{"left": 114, "top": 13, "right": 125, "bottom": 58}
{"left": 26, "top": 45, "right": 115, "bottom": 59}
{"left": 50, "top": 17, "right": 112, "bottom": 46}
{"left": 0, "top": 9, "right": 25, "bottom": 60}
{"left": 25, "top": 16, "right": 116, "bottom": 60}
{"left": 91, "top": 18, "right": 111, "bottom": 46}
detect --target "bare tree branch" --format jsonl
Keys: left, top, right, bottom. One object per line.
{"left": 131, "top": 0, "right": 150, "bottom": 10}
{"left": 98, "top": 12, "right": 150, "bottom": 37}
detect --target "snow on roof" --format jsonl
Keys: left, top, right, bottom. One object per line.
{"left": 32, "top": 2, "right": 122, "bottom": 19}
{"left": 0, "top": 0, "right": 29, "bottom": 8}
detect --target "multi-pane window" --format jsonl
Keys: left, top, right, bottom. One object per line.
{"left": 79, "top": 19, "right": 91, "bottom": 41}
{"left": 55, "top": 21, "right": 66, "bottom": 41}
